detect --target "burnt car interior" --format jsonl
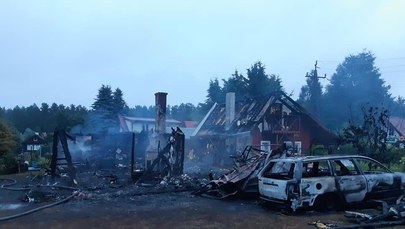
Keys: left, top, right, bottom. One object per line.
{"left": 302, "top": 161, "right": 331, "bottom": 178}
{"left": 332, "top": 159, "right": 359, "bottom": 176}
{"left": 262, "top": 161, "right": 295, "bottom": 180}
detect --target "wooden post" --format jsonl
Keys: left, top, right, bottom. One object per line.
{"left": 131, "top": 132, "right": 135, "bottom": 179}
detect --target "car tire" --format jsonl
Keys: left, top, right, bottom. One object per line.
{"left": 314, "top": 193, "right": 342, "bottom": 212}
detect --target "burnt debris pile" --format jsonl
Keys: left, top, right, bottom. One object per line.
{"left": 340, "top": 199, "right": 405, "bottom": 228}
{"left": 192, "top": 146, "right": 270, "bottom": 199}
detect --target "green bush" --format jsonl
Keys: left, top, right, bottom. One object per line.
{"left": 0, "top": 118, "right": 19, "bottom": 174}
{"left": 335, "top": 144, "right": 359, "bottom": 155}
{"left": 0, "top": 153, "right": 17, "bottom": 175}
{"left": 389, "top": 162, "right": 404, "bottom": 172}
{"left": 310, "top": 144, "right": 328, "bottom": 155}
{"left": 36, "top": 153, "right": 52, "bottom": 169}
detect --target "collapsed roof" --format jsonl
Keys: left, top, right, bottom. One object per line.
{"left": 193, "top": 91, "right": 337, "bottom": 144}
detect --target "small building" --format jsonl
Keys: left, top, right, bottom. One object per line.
{"left": 118, "top": 115, "right": 182, "bottom": 133}
{"left": 118, "top": 115, "right": 197, "bottom": 140}
{"left": 23, "top": 134, "right": 47, "bottom": 152}
{"left": 191, "top": 91, "right": 338, "bottom": 162}
{"left": 387, "top": 117, "right": 405, "bottom": 146}
{"left": 22, "top": 134, "right": 48, "bottom": 161}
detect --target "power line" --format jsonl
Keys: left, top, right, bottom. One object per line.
{"left": 378, "top": 57, "right": 405, "bottom": 61}
{"left": 378, "top": 64, "right": 405, "bottom": 69}
{"left": 318, "top": 57, "right": 405, "bottom": 63}
{"left": 380, "top": 70, "right": 405, "bottom": 74}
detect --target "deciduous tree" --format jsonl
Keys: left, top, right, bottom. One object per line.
{"left": 322, "top": 51, "right": 391, "bottom": 130}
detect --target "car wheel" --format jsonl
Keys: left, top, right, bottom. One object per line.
{"left": 314, "top": 193, "right": 342, "bottom": 212}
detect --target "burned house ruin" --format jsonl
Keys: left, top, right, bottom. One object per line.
{"left": 190, "top": 91, "right": 338, "bottom": 166}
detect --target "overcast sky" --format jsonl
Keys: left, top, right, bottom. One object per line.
{"left": 1, "top": 0, "right": 404, "bottom": 109}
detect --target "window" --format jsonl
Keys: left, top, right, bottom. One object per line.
{"left": 332, "top": 159, "right": 359, "bottom": 176}
{"left": 355, "top": 158, "right": 390, "bottom": 174}
{"left": 261, "top": 141, "right": 271, "bottom": 154}
{"left": 284, "top": 141, "right": 293, "bottom": 150}
{"left": 302, "top": 160, "right": 331, "bottom": 178}
{"left": 294, "top": 141, "right": 302, "bottom": 155}
{"left": 262, "top": 161, "right": 295, "bottom": 180}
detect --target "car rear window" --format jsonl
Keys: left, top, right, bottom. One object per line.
{"left": 262, "top": 161, "right": 295, "bottom": 180}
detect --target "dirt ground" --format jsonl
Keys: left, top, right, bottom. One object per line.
{"left": 0, "top": 172, "right": 404, "bottom": 229}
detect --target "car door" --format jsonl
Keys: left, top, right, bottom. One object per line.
{"left": 331, "top": 159, "right": 368, "bottom": 203}
{"left": 258, "top": 160, "right": 296, "bottom": 201}
{"left": 299, "top": 160, "right": 336, "bottom": 207}
{"left": 355, "top": 158, "right": 402, "bottom": 200}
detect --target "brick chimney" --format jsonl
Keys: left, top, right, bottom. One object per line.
{"left": 155, "top": 92, "right": 167, "bottom": 134}
{"left": 226, "top": 92, "right": 235, "bottom": 130}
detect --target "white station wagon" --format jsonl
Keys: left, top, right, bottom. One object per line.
{"left": 258, "top": 155, "right": 405, "bottom": 211}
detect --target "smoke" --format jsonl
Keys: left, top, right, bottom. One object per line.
{"left": 67, "top": 136, "right": 92, "bottom": 161}
{"left": 64, "top": 112, "right": 127, "bottom": 165}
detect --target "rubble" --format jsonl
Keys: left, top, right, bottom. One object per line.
{"left": 337, "top": 199, "right": 405, "bottom": 228}
{"left": 192, "top": 146, "right": 269, "bottom": 199}
{"left": 306, "top": 198, "right": 405, "bottom": 228}
{"left": 2, "top": 122, "right": 405, "bottom": 227}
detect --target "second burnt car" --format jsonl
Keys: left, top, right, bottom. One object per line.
{"left": 258, "top": 155, "right": 405, "bottom": 211}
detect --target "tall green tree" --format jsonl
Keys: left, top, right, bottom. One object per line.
{"left": 389, "top": 96, "right": 405, "bottom": 117}
{"left": 322, "top": 51, "right": 392, "bottom": 130}
{"left": 0, "top": 118, "right": 18, "bottom": 157}
{"left": 92, "top": 85, "right": 114, "bottom": 114}
{"left": 222, "top": 70, "right": 248, "bottom": 101}
{"left": 2, "top": 102, "right": 88, "bottom": 134}
{"left": 246, "top": 61, "right": 283, "bottom": 98}
{"left": 170, "top": 103, "right": 199, "bottom": 121}
{"left": 298, "top": 69, "right": 323, "bottom": 119}
{"left": 0, "top": 118, "right": 19, "bottom": 174}
{"left": 203, "top": 78, "right": 224, "bottom": 109}
{"left": 200, "top": 61, "right": 284, "bottom": 117}
{"left": 39, "top": 103, "right": 51, "bottom": 131}
{"left": 112, "top": 88, "right": 128, "bottom": 115}
{"left": 128, "top": 105, "right": 155, "bottom": 118}
{"left": 89, "top": 85, "right": 128, "bottom": 134}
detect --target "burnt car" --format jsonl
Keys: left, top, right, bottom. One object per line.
{"left": 258, "top": 155, "right": 405, "bottom": 211}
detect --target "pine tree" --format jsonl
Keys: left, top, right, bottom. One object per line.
{"left": 206, "top": 78, "right": 224, "bottom": 105}
{"left": 92, "top": 85, "right": 114, "bottom": 114}
{"left": 246, "top": 62, "right": 283, "bottom": 98}
{"left": 222, "top": 70, "right": 248, "bottom": 101}
{"left": 112, "top": 88, "right": 128, "bottom": 115}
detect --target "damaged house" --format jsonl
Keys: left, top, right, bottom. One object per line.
{"left": 387, "top": 117, "right": 405, "bottom": 147}
{"left": 191, "top": 91, "right": 338, "bottom": 165}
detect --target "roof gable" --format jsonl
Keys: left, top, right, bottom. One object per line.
{"left": 389, "top": 117, "right": 405, "bottom": 135}
{"left": 194, "top": 91, "right": 336, "bottom": 141}
{"left": 23, "top": 134, "right": 47, "bottom": 145}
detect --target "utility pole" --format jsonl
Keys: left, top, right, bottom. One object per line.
{"left": 306, "top": 61, "right": 326, "bottom": 79}
{"left": 305, "top": 61, "right": 326, "bottom": 119}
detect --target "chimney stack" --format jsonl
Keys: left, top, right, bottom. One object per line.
{"left": 155, "top": 92, "right": 168, "bottom": 134}
{"left": 226, "top": 92, "right": 235, "bottom": 129}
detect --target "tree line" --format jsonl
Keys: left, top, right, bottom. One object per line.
{"left": 0, "top": 85, "right": 204, "bottom": 136}
{"left": 2, "top": 50, "right": 405, "bottom": 136}
{"left": 1, "top": 50, "right": 405, "bottom": 134}
{"left": 297, "top": 51, "right": 405, "bottom": 130}
{"left": 2, "top": 50, "right": 405, "bottom": 173}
